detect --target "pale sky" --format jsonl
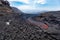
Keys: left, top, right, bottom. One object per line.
{"left": 7, "top": 0, "right": 60, "bottom": 13}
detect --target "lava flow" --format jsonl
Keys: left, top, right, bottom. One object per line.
{"left": 27, "top": 17, "right": 48, "bottom": 30}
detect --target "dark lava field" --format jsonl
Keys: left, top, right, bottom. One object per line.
{"left": 0, "top": 0, "right": 60, "bottom": 40}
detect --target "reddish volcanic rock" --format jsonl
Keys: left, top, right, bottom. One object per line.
{"left": 27, "top": 17, "right": 48, "bottom": 30}
{"left": 26, "top": 11, "right": 60, "bottom": 40}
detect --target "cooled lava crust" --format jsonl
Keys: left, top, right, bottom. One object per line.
{"left": 27, "top": 12, "right": 60, "bottom": 40}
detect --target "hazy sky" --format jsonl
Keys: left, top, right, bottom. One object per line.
{"left": 8, "top": 0, "right": 60, "bottom": 13}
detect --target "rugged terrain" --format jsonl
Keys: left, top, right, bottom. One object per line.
{"left": 0, "top": 0, "right": 60, "bottom": 40}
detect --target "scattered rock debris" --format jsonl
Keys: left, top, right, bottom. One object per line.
{"left": 27, "top": 12, "right": 60, "bottom": 40}
{"left": 0, "top": 0, "right": 60, "bottom": 40}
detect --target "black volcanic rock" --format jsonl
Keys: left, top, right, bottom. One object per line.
{"left": 0, "top": 0, "right": 60, "bottom": 40}
{"left": 0, "top": 1, "right": 44, "bottom": 40}
{"left": 27, "top": 11, "right": 60, "bottom": 40}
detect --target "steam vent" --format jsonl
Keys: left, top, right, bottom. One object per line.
{"left": 0, "top": 0, "right": 60, "bottom": 40}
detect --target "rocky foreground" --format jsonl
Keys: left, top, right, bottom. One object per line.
{"left": 0, "top": 0, "right": 60, "bottom": 40}
{"left": 0, "top": 8, "right": 60, "bottom": 40}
